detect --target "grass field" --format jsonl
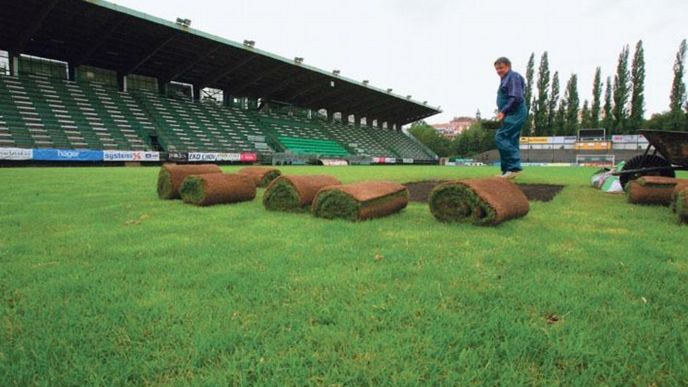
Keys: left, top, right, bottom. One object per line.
{"left": 1, "top": 165, "right": 687, "bottom": 385}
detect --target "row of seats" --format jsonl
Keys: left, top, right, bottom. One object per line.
{"left": 367, "top": 125, "right": 436, "bottom": 160}
{"left": 0, "top": 74, "right": 437, "bottom": 160}
{"left": 0, "top": 74, "right": 154, "bottom": 150}
{"left": 133, "top": 91, "right": 267, "bottom": 153}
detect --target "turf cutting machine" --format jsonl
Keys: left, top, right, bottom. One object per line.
{"left": 614, "top": 130, "right": 688, "bottom": 188}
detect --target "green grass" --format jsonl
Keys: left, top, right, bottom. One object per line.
{"left": 1, "top": 165, "right": 687, "bottom": 385}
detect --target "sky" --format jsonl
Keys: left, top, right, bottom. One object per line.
{"left": 110, "top": 0, "right": 687, "bottom": 124}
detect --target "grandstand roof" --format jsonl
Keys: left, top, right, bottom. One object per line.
{"left": 0, "top": 0, "right": 441, "bottom": 125}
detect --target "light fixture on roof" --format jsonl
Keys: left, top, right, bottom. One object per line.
{"left": 423, "top": 101, "right": 428, "bottom": 105}
{"left": 332, "top": 69, "right": 341, "bottom": 76}
{"left": 406, "top": 95, "right": 412, "bottom": 100}
{"left": 175, "top": 18, "right": 191, "bottom": 27}
{"left": 243, "top": 40, "right": 255, "bottom": 48}
{"left": 387, "top": 88, "right": 393, "bottom": 93}
{"left": 362, "top": 80, "right": 369, "bottom": 85}
{"left": 294, "top": 57, "right": 304, "bottom": 64}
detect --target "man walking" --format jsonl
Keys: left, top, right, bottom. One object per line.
{"left": 494, "top": 57, "right": 527, "bottom": 178}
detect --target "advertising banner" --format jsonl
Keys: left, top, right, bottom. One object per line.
{"left": 188, "top": 152, "right": 219, "bottom": 162}
{"left": 103, "top": 150, "right": 160, "bottom": 161}
{"left": 240, "top": 152, "right": 257, "bottom": 162}
{"left": 402, "top": 158, "right": 414, "bottom": 164}
{"left": 319, "top": 159, "right": 349, "bottom": 166}
{"left": 373, "top": 157, "right": 386, "bottom": 164}
{"left": 0, "top": 147, "right": 33, "bottom": 160}
{"left": 384, "top": 157, "right": 397, "bottom": 164}
{"left": 167, "top": 151, "right": 188, "bottom": 162}
{"left": 33, "top": 148, "right": 103, "bottom": 161}
{"left": 216, "top": 153, "right": 242, "bottom": 161}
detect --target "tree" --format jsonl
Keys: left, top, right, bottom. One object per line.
{"left": 564, "top": 74, "right": 580, "bottom": 135}
{"left": 612, "top": 45, "right": 631, "bottom": 132}
{"left": 523, "top": 53, "right": 536, "bottom": 134}
{"left": 581, "top": 100, "right": 592, "bottom": 128}
{"left": 668, "top": 39, "right": 687, "bottom": 130}
{"left": 603, "top": 76, "right": 614, "bottom": 133}
{"left": 554, "top": 99, "right": 567, "bottom": 135}
{"left": 451, "top": 122, "right": 495, "bottom": 157}
{"left": 533, "top": 52, "right": 550, "bottom": 136}
{"left": 591, "top": 67, "right": 602, "bottom": 128}
{"left": 548, "top": 71, "right": 560, "bottom": 135}
{"left": 409, "top": 121, "right": 452, "bottom": 157}
{"left": 629, "top": 40, "right": 646, "bottom": 131}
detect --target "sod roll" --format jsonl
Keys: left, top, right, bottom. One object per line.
{"left": 675, "top": 187, "right": 688, "bottom": 224}
{"left": 626, "top": 176, "right": 678, "bottom": 206}
{"left": 179, "top": 173, "right": 256, "bottom": 206}
{"left": 670, "top": 179, "right": 688, "bottom": 213}
{"left": 157, "top": 163, "right": 223, "bottom": 200}
{"left": 263, "top": 175, "right": 342, "bottom": 212}
{"left": 429, "top": 177, "right": 529, "bottom": 226}
{"left": 237, "top": 166, "right": 281, "bottom": 188}
{"left": 311, "top": 181, "right": 408, "bottom": 221}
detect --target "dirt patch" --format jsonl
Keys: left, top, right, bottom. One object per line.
{"left": 404, "top": 180, "right": 564, "bottom": 203}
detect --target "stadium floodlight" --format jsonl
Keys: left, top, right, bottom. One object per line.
{"left": 406, "top": 95, "right": 412, "bottom": 100}
{"left": 294, "top": 57, "right": 304, "bottom": 64}
{"left": 175, "top": 18, "right": 191, "bottom": 27}
{"left": 423, "top": 101, "right": 428, "bottom": 105}
{"left": 362, "top": 80, "right": 369, "bottom": 85}
{"left": 243, "top": 40, "right": 255, "bottom": 48}
{"left": 386, "top": 88, "right": 393, "bottom": 93}
{"left": 332, "top": 69, "right": 341, "bottom": 76}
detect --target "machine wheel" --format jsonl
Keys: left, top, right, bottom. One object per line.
{"left": 620, "top": 154, "right": 675, "bottom": 190}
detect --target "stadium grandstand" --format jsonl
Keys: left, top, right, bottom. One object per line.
{"left": 0, "top": 0, "right": 441, "bottom": 165}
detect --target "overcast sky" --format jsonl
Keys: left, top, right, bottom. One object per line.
{"left": 112, "top": 0, "right": 687, "bottom": 124}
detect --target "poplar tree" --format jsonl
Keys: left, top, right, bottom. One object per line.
{"left": 554, "top": 100, "right": 567, "bottom": 135}
{"left": 603, "top": 76, "right": 614, "bottom": 133}
{"left": 581, "top": 100, "right": 592, "bottom": 128}
{"left": 564, "top": 74, "right": 580, "bottom": 135}
{"left": 548, "top": 71, "right": 560, "bottom": 135}
{"left": 533, "top": 52, "right": 550, "bottom": 136}
{"left": 668, "top": 39, "right": 687, "bottom": 130}
{"left": 523, "top": 53, "right": 535, "bottom": 134}
{"left": 612, "top": 45, "right": 630, "bottom": 132}
{"left": 629, "top": 40, "right": 646, "bottom": 131}
{"left": 591, "top": 67, "right": 602, "bottom": 128}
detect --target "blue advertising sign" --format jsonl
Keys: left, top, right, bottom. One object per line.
{"left": 33, "top": 148, "right": 104, "bottom": 161}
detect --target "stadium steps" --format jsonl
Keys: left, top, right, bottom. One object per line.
{"left": 132, "top": 91, "right": 270, "bottom": 154}
{"left": 365, "top": 126, "right": 437, "bottom": 161}
{"left": 251, "top": 112, "right": 352, "bottom": 157}
{"left": 277, "top": 136, "right": 349, "bottom": 157}
{"left": 318, "top": 119, "right": 395, "bottom": 158}
{"left": 0, "top": 74, "right": 154, "bottom": 150}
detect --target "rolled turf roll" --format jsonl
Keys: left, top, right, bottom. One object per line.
{"left": 670, "top": 179, "right": 688, "bottom": 212}
{"left": 263, "top": 175, "right": 342, "bottom": 212}
{"left": 179, "top": 173, "right": 256, "bottom": 206}
{"left": 626, "top": 176, "right": 678, "bottom": 206}
{"left": 675, "top": 187, "right": 688, "bottom": 224}
{"left": 311, "top": 181, "right": 409, "bottom": 221}
{"left": 237, "top": 166, "right": 281, "bottom": 188}
{"left": 157, "top": 163, "right": 222, "bottom": 200}
{"left": 429, "top": 177, "right": 529, "bottom": 226}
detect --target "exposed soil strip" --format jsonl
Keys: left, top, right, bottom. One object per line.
{"left": 404, "top": 180, "right": 564, "bottom": 203}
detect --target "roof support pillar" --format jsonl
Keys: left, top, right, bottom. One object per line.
{"left": 8, "top": 51, "right": 19, "bottom": 76}
{"left": 223, "top": 90, "right": 233, "bottom": 107}
{"left": 193, "top": 85, "right": 202, "bottom": 102}
{"left": 158, "top": 79, "right": 167, "bottom": 95}
{"left": 67, "top": 63, "right": 76, "bottom": 81}
{"left": 117, "top": 72, "right": 126, "bottom": 92}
